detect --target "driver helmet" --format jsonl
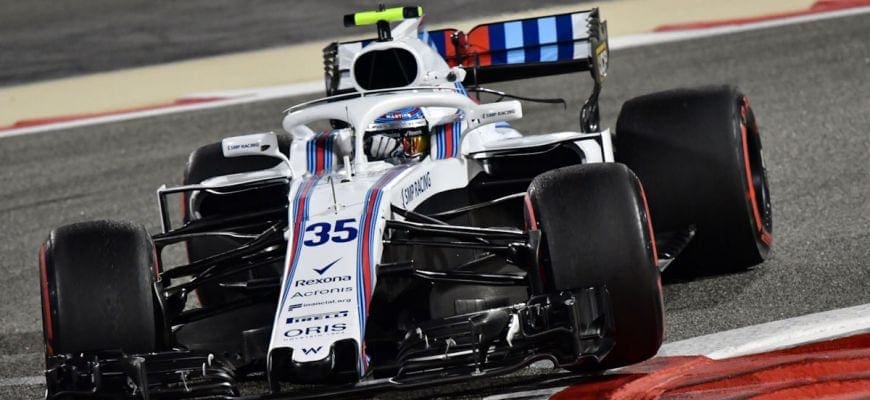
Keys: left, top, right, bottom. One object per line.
{"left": 364, "top": 107, "right": 430, "bottom": 163}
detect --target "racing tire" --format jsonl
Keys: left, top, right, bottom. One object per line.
{"left": 615, "top": 86, "right": 772, "bottom": 274}
{"left": 39, "top": 220, "right": 158, "bottom": 359}
{"left": 526, "top": 163, "right": 663, "bottom": 370}
{"left": 183, "top": 136, "right": 292, "bottom": 306}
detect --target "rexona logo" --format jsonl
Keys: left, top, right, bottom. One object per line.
{"left": 291, "top": 287, "right": 353, "bottom": 298}
{"left": 402, "top": 171, "right": 432, "bottom": 206}
{"left": 284, "top": 323, "right": 347, "bottom": 338}
{"left": 287, "top": 310, "right": 349, "bottom": 325}
{"left": 294, "top": 275, "right": 351, "bottom": 287}
{"left": 301, "top": 346, "right": 322, "bottom": 355}
{"left": 226, "top": 142, "right": 260, "bottom": 151}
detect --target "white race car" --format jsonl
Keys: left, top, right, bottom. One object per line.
{"left": 39, "top": 6, "right": 772, "bottom": 399}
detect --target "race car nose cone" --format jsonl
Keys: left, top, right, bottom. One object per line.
{"left": 267, "top": 339, "right": 361, "bottom": 391}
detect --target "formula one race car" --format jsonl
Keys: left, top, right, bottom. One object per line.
{"left": 39, "top": 5, "right": 772, "bottom": 399}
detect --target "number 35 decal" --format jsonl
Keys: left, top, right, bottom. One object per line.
{"left": 303, "top": 218, "right": 358, "bottom": 246}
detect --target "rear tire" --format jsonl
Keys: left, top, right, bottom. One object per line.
{"left": 616, "top": 86, "right": 772, "bottom": 274}
{"left": 40, "top": 220, "right": 158, "bottom": 359}
{"left": 183, "top": 136, "right": 291, "bottom": 306}
{"left": 527, "top": 163, "right": 663, "bottom": 369}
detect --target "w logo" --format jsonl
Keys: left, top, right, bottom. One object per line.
{"left": 301, "top": 346, "right": 322, "bottom": 355}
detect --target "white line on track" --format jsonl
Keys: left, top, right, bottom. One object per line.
{"left": 483, "top": 387, "right": 566, "bottom": 400}
{"left": 609, "top": 5, "right": 870, "bottom": 50}
{"left": 1, "top": 6, "right": 868, "bottom": 140}
{"left": 658, "top": 302, "right": 870, "bottom": 359}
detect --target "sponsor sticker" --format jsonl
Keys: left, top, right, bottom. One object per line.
{"left": 283, "top": 323, "right": 347, "bottom": 341}
{"left": 286, "top": 310, "right": 349, "bottom": 325}
{"left": 294, "top": 275, "right": 351, "bottom": 287}
{"left": 402, "top": 171, "right": 432, "bottom": 206}
{"left": 291, "top": 287, "right": 353, "bottom": 298}
{"left": 287, "top": 298, "right": 352, "bottom": 312}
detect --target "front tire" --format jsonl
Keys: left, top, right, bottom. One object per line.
{"left": 616, "top": 86, "right": 773, "bottom": 274}
{"left": 527, "top": 163, "right": 663, "bottom": 369}
{"left": 183, "top": 137, "right": 291, "bottom": 306}
{"left": 40, "top": 220, "right": 158, "bottom": 359}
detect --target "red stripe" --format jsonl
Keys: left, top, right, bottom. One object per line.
{"left": 0, "top": 97, "right": 226, "bottom": 131}
{"left": 443, "top": 122, "right": 454, "bottom": 158}
{"left": 288, "top": 178, "right": 317, "bottom": 274}
{"left": 39, "top": 243, "right": 54, "bottom": 356}
{"left": 315, "top": 132, "right": 328, "bottom": 174}
{"left": 361, "top": 194, "right": 379, "bottom": 310}
{"left": 152, "top": 247, "right": 161, "bottom": 277}
{"left": 654, "top": 0, "right": 870, "bottom": 32}
{"left": 523, "top": 194, "right": 538, "bottom": 230}
{"left": 360, "top": 166, "right": 410, "bottom": 311}
{"left": 739, "top": 99, "right": 773, "bottom": 247}
{"left": 523, "top": 194, "right": 549, "bottom": 288}
{"left": 467, "top": 25, "right": 491, "bottom": 66}
{"left": 638, "top": 182, "right": 660, "bottom": 267}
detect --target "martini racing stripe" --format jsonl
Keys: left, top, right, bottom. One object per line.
{"left": 356, "top": 164, "right": 413, "bottom": 372}
{"left": 461, "top": 11, "right": 590, "bottom": 67}
{"left": 306, "top": 131, "right": 335, "bottom": 175}
{"left": 278, "top": 175, "right": 322, "bottom": 313}
{"left": 433, "top": 117, "right": 462, "bottom": 159}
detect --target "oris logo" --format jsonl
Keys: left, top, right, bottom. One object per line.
{"left": 294, "top": 275, "right": 351, "bottom": 287}
{"left": 283, "top": 323, "right": 347, "bottom": 338}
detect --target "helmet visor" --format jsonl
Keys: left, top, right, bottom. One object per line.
{"left": 401, "top": 129, "right": 429, "bottom": 158}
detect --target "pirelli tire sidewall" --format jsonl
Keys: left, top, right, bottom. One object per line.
{"left": 615, "top": 85, "right": 772, "bottom": 273}
{"left": 40, "top": 220, "right": 158, "bottom": 361}
{"left": 526, "top": 163, "right": 664, "bottom": 370}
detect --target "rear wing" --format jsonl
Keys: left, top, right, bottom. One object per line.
{"left": 323, "top": 8, "right": 608, "bottom": 131}
{"left": 427, "top": 9, "right": 607, "bottom": 86}
{"left": 325, "top": 9, "right": 607, "bottom": 88}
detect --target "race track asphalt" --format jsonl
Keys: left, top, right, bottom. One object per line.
{"left": 1, "top": 12, "right": 868, "bottom": 399}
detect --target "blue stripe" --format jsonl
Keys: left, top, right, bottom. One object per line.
{"left": 522, "top": 19, "right": 540, "bottom": 63}
{"left": 429, "top": 31, "right": 446, "bottom": 58}
{"left": 451, "top": 118, "right": 462, "bottom": 157}
{"left": 354, "top": 165, "right": 410, "bottom": 374}
{"left": 489, "top": 23, "right": 507, "bottom": 64}
{"left": 324, "top": 136, "right": 330, "bottom": 171}
{"left": 555, "top": 15, "right": 574, "bottom": 61}
{"left": 454, "top": 82, "right": 467, "bottom": 97}
{"left": 278, "top": 177, "right": 319, "bottom": 312}
{"left": 306, "top": 139, "right": 314, "bottom": 173}
{"left": 435, "top": 125, "right": 446, "bottom": 160}
{"left": 537, "top": 17, "right": 558, "bottom": 62}
{"left": 504, "top": 21, "right": 524, "bottom": 64}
